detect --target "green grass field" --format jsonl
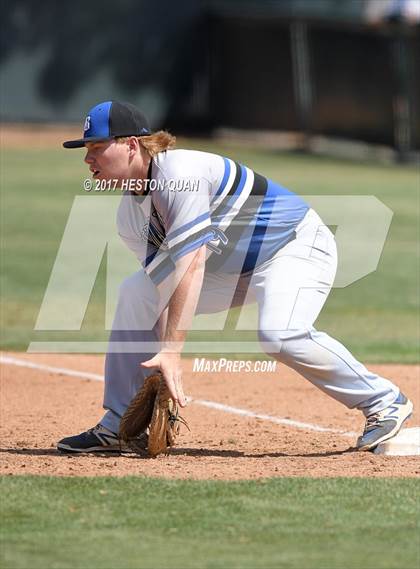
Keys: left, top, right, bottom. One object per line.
{"left": 1, "top": 477, "right": 419, "bottom": 569}
{"left": 1, "top": 141, "right": 419, "bottom": 361}
{"left": 1, "top": 142, "right": 419, "bottom": 569}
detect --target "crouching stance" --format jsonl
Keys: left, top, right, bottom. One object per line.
{"left": 57, "top": 101, "right": 413, "bottom": 455}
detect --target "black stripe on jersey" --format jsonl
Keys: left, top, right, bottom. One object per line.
{"left": 249, "top": 171, "right": 269, "bottom": 196}
{"left": 205, "top": 172, "right": 268, "bottom": 273}
{"left": 228, "top": 161, "right": 242, "bottom": 195}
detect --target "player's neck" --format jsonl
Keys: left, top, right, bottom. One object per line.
{"left": 128, "top": 154, "right": 152, "bottom": 195}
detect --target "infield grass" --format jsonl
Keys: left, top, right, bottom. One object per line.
{"left": 1, "top": 141, "right": 419, "bottom": 361}
{"left": 1, "top": 476, "right": 418, "bottom": 569}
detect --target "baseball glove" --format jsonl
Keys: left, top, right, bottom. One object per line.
{"left": 119, "top": 371, "right": 188, "bottom": 457}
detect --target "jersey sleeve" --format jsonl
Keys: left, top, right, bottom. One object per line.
{"left": 152, "top": 177, "right": 215, "bottom": 263}
{"left": 143, "top": 247, "right": 176, "bottom": 287}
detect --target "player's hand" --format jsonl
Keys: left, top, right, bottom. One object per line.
{"left": 141, "top": 351, "right": 187, "bottom": 407}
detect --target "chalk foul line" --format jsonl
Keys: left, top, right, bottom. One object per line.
{"left": 1, "top": 355, "right": 104, "bottom": 382}
{"left": 0, "top": 355, "right": 357, "bottom": 438}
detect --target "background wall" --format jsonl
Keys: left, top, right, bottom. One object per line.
{"left": 1, "top": 0, "right": 419, "bottom": 157}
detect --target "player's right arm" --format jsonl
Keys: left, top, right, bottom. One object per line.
{"left": 143, "top": 244, "right": 206, "bottom": 406}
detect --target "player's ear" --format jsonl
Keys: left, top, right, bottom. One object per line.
{"left": 127, "top": 136, "right": 140, "bottom": 155}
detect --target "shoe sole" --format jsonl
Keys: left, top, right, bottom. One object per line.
{"left": 57, "top": 443, "right": 125, "bottom": 453}
{"left": 358, "top": 400, "right": 413, "bottom": 452}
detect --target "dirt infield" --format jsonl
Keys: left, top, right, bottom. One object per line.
{"left": 1, "top": 352, "right": 418, "bottom": 479}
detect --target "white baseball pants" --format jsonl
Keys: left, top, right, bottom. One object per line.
{"left": 101, "top": 209, "right": 399, "bottom": 434}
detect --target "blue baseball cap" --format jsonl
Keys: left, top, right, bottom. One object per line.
{"left": 63, "top": 101, "right": 151, "bottom": 148}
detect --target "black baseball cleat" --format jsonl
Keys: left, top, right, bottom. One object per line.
{"left": 57, "top": 424, "right": 148, "bottom": 453}
{"left": 357, "top": 393, "right": 413, "bottom": 451}
{"left": 57, "top": 424, "right": 123, "bottom": 453}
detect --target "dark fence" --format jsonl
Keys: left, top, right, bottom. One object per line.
{"left": 203, "top": 15, "right": 420, "bottom": 156}
{"left": 1, "top": 1, "right": 418, "bottom": 157}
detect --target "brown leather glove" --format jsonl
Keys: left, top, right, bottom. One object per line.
{"left": 119, "top": 371, "right": 188, "bottom": 457}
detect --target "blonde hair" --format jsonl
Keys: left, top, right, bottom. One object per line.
{"left": 117, "top": 130, "right": 176, "bottom": 157}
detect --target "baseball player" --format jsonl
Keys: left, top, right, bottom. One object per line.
{"left": 57, "top": 100, "right": 413, "bottom": 454}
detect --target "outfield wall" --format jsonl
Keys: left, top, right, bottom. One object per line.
{"left": 1, "top": 2, "right": 418, "bottom": 156}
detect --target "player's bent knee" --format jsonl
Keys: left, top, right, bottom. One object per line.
{"left": 258, "top": 329, "right": 307, "bottom": 360}
{"left": 258, "top": 330, "right": 282, "bottom": 357}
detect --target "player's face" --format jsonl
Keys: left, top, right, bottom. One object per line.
{"left": 84, "top": 140, "right": 130, "bottom": 182}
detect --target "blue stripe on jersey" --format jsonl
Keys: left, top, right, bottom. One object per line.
{"left": 209, "top": 177, "right": 309, "bottom": 274}
{"left": 171, "top": 231, "right": 214, "bottom": 263}
{"left": 240, "top": 218, "right": 269, "bottom": 275}
{"left": 146, "top": 229, "right": 215, "bottom": 285}
{"left": 214, "top": 157, "right": 231, "bottom": 198}
{"left": 148, "top": 257, "right": 175, "bottom": 286}
{"left": 233, "top": 164, "right": 247, "bottom": 197}
{"left": 166, "top": 211, "right": 210, "bottom": 243}
{"left": 260, "top": 178, "right": 303, "bottom": 211}
{"left": 240, "top": 180, "right": 309, "bottom": 273}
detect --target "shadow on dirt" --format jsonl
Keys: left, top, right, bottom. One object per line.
{"left": 0, "top": 446, "right": 357, "bottom": 459}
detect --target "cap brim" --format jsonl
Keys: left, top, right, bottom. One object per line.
{"left": 63, "top": 136, "right": 113, "bottom": 149}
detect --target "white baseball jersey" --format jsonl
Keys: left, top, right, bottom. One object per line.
{"left": 117, "top": 149, "right": 309, "bottom": 285}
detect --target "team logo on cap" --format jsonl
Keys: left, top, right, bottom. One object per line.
{"left": 84, "top": 116, "right": 91, "bottom": 133}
